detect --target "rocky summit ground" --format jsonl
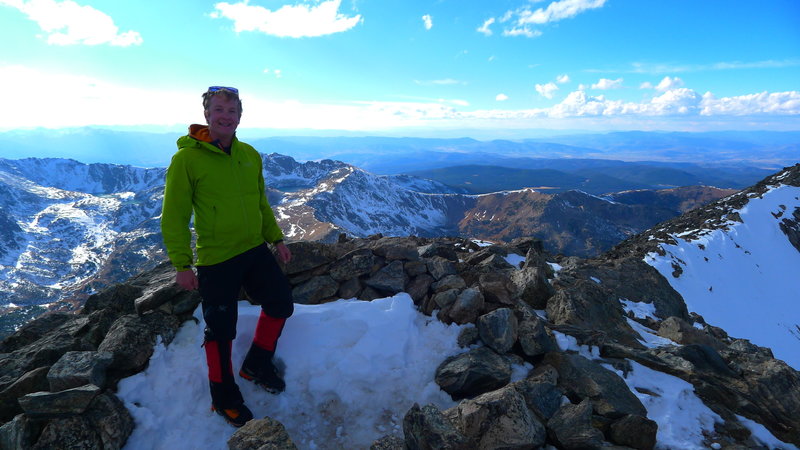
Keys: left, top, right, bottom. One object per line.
{"left": 1, "top": 229, "right": 798, "bottom": 449}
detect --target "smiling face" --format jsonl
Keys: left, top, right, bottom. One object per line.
{"left": 204, "top": 94, "right": 241, "bottom": 145}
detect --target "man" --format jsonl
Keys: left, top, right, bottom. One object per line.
{"left": 161, "top": 86, "right": 293, "bottom": 427}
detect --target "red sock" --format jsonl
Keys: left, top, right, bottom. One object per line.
{"left": 204, "top": 340, "right": 233, "bottom": 383}
{"left": 253, "top": 312, "right": 286, "bottom": 352}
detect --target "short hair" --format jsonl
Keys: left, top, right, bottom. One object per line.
{"left": 202, "top": 88, "right": 243, "bottom": 116}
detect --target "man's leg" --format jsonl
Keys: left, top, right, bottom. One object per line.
{"left": 197, "top": 257, "right": 252, "bottom": 426}
{"left": 239, "top": 244, "right": 294, "bottom": 393}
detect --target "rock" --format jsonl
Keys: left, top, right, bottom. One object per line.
{"left": 457, "top": 327, "right": 480, "bottom": 348}
{"left": 365, "top": 260, "right": 408, "bottom": 294}
{"left": 378, "top": 244, "right": 420, "bottom": 262}
{"left": 513, "top": 377, "right": 564, "bottom": 421}
{"left": 227, "top": 417, "right": 298, "bottom": 450}
{"left": 657, "top": 316, "right": 724, "bottom": 350}
{"left": 0, "top": 414, "right": 45, "bottom": 450}
{"left": 445, "top": 385, "right": 546, "bottom": 449}
{"left": 418, "top": 242, "right": 458, "bottom": 261}
{"left": 547, "top": 279, "right": 643, "bottom": 348}
{"left": 292, "top": 275, "right": 339, "bottom": 304}
{"left": 435, "top": 347, "right": 512, "bottom": 400}
{"left": 329, "top": 248, "right": 377, "bottom": 281}
{"left": 477, "top": 273, "right": 516, "bottom": 306}
{"left": 609, "top": 414, "right": 658, "bottom": 450}
{"left": 544, "top": 352, "right": 647, "bottom": 419}
{"left": 98, "top": 313, "right": 178, "bottom": 379}
{"left": 337, "top": 277, "right": 362, "bottom": 299}
{"left": 0, "top": 322, "right": 94, "bottom": 394}
{"left": 432, "top": 289, "right": 460, "bottom": 311}
{"left": 447, "top": 288, "right": 485, "bottom": 325}
{"left": 516, "top": 313, "right": 557, "bottom": 358}
{"left": 283, "top": 241, "right": 336, "bottom": 275}
{"left": 426, "top": 257, "right": 457, "bottom": 281}
{"left": 370, "top": 435, "right": 405, "bottom": 450}
{"left": 477, "top": 308, "right": 518, "bottom": 354}
{"left": 430, "top": 274, "right": 466, "bottom": 294}
{"left": 32, "top": 416, "right": 102, "bottom": 449}
{"left": 406, "top": 274, "right": 434, "bottom": 305}
{"left": 18, "top": 384, "right": 101, "bottom": 418}
{"left": 0, "top": 366, "right": 50, "bottom": 422}
{"left": 404, "top": 260, "right": 428, "bottom": 277}
{"left": 478, "top": 254, "right": 515, "bottom": 271}
{"left": 82, "top": 283, "right": 141, "bottom": 316}
{"left": 547, "top": 398, "right": 605, "bottom": 449}
{"left": 81, "top": 393, "right": 135, "bottom": 449}
{"left": 510, "top": 266, "right": 554, "bottom": 310}
{"left": 402, "top": 403, "right": 471, "bottom": 450}
{"left": 0, "top": 312, "right": 72, "bottom": 353}
{"left": 47, "top": 351, "right": 113, "bottom": 392}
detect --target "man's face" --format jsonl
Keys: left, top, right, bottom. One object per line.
{"left": 204, "top": 95, "right": 241, "bottom": 140}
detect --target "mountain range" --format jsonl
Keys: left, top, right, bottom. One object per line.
{"left": 0, "top": 150, "right": 782, "bottom": 339}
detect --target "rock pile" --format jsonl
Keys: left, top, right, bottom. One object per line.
{"left": 1, "top": 233, "right": 798, "bottom": 449}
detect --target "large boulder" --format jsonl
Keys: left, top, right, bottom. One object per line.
{"left": 435, "top": 347, "right": 512, "bottom": 400}
{"left": 402, "top": 403, "right": 471, "bottom": 450}
{"left": 476, "top": 308, "right": 518, "bottom": 354}
{"left": 544, "top": 352, "right": 647, "bottom": 419}
{"left": 547, "top": 398, "right": 605, "bottom": 449}
{"left": 445, "top": 385, "right": 547, "bottom": 449}
{"left": 227, "top": 417, "right": 298, "bottom": 450}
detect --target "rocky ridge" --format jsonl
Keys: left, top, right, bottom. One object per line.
{"left": 2, "top": 229, "right": 798, "bottom": 449}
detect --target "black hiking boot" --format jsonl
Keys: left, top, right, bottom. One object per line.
{"left": 240, "top": 345, "right": 286, "bottom": 394}
{"left": 211, "top": 402, "right": 253, "bottom": 427}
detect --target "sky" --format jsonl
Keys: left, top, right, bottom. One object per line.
{"left": 0, "top": 0, "right": 799, "bottom": 137}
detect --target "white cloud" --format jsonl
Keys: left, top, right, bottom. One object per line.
{"left": 477, "top": 17, "right": 495, "bottom": 36}
{"left": 492, "top": 0, "right": 606, "bottom": 38}
{"left": 264, "top": 68, "right": 282, "bottom": 78}
{"left": 422, "top": 14, "right": 432, "bottom": 30}
{"left": 1, "top": 0, "right": 142, "bottom": 46}
{"left": 503, "top": 27, "right": 542, "bottom": 38}
{"left": 516, "top": 0, "right": 607, "bottom": 25}
{"left": 0, "top": 65, "right": 195, "bottom": 129}
{"left": 536, "top": 82, "right": 559, "bottom": 99}
{"left": 655, "top": 76, "right": 684, "bottom": 92}
{"left": 2, "top": 65, "right": 798, "bottom": 133}
{"left": 592, "top": 59, "right": 800, "bottom": 75}
{"left": 211, "top": 0, "right": 361, "bottom": 38}
{"left": 640, "top": 82, "right": 654, "bottom": 89}
{"left": 591, "top": 77, "right": 623, "bottom": 90}
{"left": 556, "top": 74, "right": 570, "bottom": 84}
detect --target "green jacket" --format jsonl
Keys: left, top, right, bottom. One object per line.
{"left": 161, "top": 125, "right": 283, "bottom": 269}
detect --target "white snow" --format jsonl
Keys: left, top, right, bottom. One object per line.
{"left": 620, "top": 298, "right": 658, "bottom": 320}
{"left": 504, "top": 253, "right": 526, "bottom": 267}
{"left": 645, "top": 184, "right": 800, "bottom": 369}
{"left": 118, "top": 294, "right": 466, "bottom": 449}
{"left": 605, "top": 361, "right": 723, "bottom": 449}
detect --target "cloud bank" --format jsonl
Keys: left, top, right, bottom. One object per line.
{"left": 211, "top": 0, "right": 361, "bottom": 38}
{"left": 0, "top": 0, "right": 142, "bottom": 46}
{"left": 482, "top": 0, "right": 607, "bottom": 38}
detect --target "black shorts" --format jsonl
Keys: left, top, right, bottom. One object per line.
{"left": 197, "top": 243, "right": 294, "bottom": 341}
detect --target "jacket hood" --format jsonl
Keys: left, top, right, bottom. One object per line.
{"left": 188, "top": 124, "right": 213, "bottom": 143}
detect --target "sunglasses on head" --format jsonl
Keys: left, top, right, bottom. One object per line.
{"left": 207, "top": 86, "right": 239, "bottom": 94}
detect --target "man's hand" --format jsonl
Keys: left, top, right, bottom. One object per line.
{"left": 176, "top": 269, "right": 199, "bottom": 290}
{"left": 275, "top": 242, "right": 292, "bottom": 264}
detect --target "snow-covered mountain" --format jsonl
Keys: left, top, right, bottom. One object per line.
{"left": 0, "top": 159, "right": 167, "bottom": 336}
{"left": 0, "top": 154, "right": 738, "bottom": 337}
{"left": 610, "top": 163, "right": 800, "bottom": 369}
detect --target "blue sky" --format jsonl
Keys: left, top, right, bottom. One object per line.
{"left": 1, "top": 0, "right": 799, "bottom": 137}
